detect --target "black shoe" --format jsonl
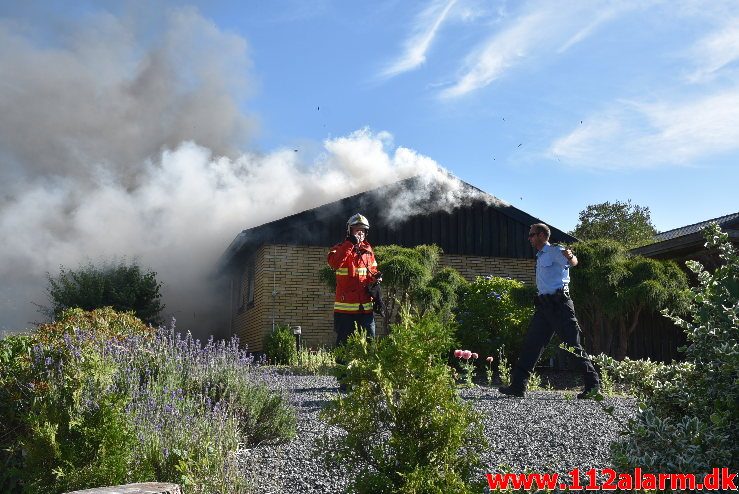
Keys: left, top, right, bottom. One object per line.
{"left": 577, "top": 385, "right": 600, "bottom": 399}
{"left": 498, "top": 385, "right": 525, "bottom": 397}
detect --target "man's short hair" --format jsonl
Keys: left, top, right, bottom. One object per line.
{"left": 531, "top": 223, "right": 551, "bottom": 240}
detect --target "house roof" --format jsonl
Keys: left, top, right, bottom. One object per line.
{"left": 219, "top": 174, "right": 577, "bottom": 273}
{"left": 630, "top": 211, "right": 739, "bottom": 259}
{"left": 653, "top": 211, "right": 739, "bottom": 242}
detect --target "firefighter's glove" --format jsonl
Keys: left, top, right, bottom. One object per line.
{"left": 347, "top": 234, "right": 359, "bottom": 245}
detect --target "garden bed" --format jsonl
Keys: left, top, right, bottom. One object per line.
{"left": 237, "top": 373, "right": 637, "bottom": 494}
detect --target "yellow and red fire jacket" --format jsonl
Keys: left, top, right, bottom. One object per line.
{"left": 327, "top": 239, "right": 379, "bottom": 314}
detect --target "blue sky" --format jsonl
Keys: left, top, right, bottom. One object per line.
{"left": 208, "top": 0, "right": 738, "bottom": 233}
{"left": 1, "top": 0, "right": 738, "bottom": 330}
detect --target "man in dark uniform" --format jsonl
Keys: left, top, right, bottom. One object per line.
{"left": 499, "top": 223, "right": 600, "bottom": 399}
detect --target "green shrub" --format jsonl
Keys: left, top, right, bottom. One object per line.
{"left": 320, "top": 244, "right": 467, "bottom": 334}
{"left": 321, "top": 311, "right": 486, "bottom": 494}
{"left": 455, "top": 276, "right": 538, "bottom": 363}
{"left": 0, "top": 308, "right": 295, "bottom": 493}
{"left": 263, "top": 324, "right": 298, "bottom": 365}
{"left": 45, "top": 261, "right": 165, "bottom": 325}
{"left": 597, "top": 223, "right": 738, "bottom": 472}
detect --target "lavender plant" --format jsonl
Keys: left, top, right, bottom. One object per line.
{"left": 0, "top": 307, "right": 295, "bottom": 494}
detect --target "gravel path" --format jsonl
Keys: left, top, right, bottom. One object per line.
{"left": 238, "top": 374, "right": 637, "bottom": 494}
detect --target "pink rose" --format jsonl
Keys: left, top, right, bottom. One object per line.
{"left": 471, "top": 353, "right": 479, "bottom": 359}
{"left": 461, "top": 350, "right": 472, "bottom": 360}
{"left": 454, "top": 349, "right": 463, "bottom": 358}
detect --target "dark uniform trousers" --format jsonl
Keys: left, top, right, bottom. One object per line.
{"left": 512, "top": 291, "right": 600, "bottom": 389}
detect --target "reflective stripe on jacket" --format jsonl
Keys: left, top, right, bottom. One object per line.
{"left": 327, "top": 240, "right": 378, "bottom": 314}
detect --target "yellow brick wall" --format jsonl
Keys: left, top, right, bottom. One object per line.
{"left": 231, "top": 245, "right": 335, "bottom": 352}
{"left": 440, "top": 254, "right": 535, "bottom": 284}
{"left": 231, "top": 244, "right": 535, "bottom": 352}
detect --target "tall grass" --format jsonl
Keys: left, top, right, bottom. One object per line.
{"left": 294, "top": 346, "right": 335, "bottom": 375}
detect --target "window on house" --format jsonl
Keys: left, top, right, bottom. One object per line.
{"left": 237, "top": 273, "right": 246, "bottom": 311}
{"left": 245, "top": 259, "right": 255, "bottom": 306}
{"left": 237, "top": 257, "right": 256, "bottom": 312}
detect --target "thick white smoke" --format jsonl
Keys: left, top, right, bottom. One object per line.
{"left": 0, "top": 7, "right": 477, "bottom": 335}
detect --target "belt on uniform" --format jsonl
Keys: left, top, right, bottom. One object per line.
{"left": 535, "top": 287, "right": 570, "bottom": 305}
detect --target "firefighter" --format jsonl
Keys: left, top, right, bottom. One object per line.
{"left": 327, "top": 213, "right": 381, "bottom": 346}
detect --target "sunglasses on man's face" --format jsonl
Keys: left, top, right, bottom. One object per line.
{"left": 528, "top": 232, "right": 538, "bottom": 238}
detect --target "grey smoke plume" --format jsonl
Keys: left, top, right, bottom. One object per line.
{"left": 0, "top": 7, "right": 481, "bottom": 335}
{"left": 0, "top": 8, "right": 254, "bottom": 187}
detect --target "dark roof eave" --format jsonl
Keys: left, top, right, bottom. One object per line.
{"left": 631, "top": 229, "right": 739, "bottom": 258}
{"left": 217, "top": 231, "right": 249, "bottom": 273}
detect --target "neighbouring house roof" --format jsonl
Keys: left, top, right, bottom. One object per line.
{"left": 219, "top": 174, "right": 577, "bottom": 273}
{"left": 630, "top": 211, "right": 739, "bottom": 260}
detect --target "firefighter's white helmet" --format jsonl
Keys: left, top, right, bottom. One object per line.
{"left": 346, "top": 213, "right": 370, "bottom": 233}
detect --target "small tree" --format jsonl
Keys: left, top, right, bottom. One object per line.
{"left": 377, "top": 245, "right": 466, "bottom": 324}
{"left": 320, "top": 244, "right": 466, "bottom": 334}
{"left": 569, "top": 240, "right": 689, "bottom": 359}
{"left": 46, "top": 261, "right": 164, "bottom": 326}
{"left": 571, "top": 200, "right": 657, "bottom": 248}
{"left": 613, "top": 255, "right": 690, "bottom": 359}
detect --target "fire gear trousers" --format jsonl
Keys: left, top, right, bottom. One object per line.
{"left": 512, "top": 295, "right": 599, "bottom": 390}
{"left": 334, "top": 312, "right": 376, "bottom": 346}
{"left": 334, "top": 312, "right": 375, "bottom": 390}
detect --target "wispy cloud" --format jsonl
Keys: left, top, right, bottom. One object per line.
{"left": 557, "top": 6, "right": 625, "bottom": 54}
{"left": 440, "top": 2, "right": 635, "bottom": 98}
{"left": 686, "top": 18, "right": 739, "bottom": 82}
{"left": 551, "top": 11, "right": 739, "bottom": 169}
{"left": 380, "top": 0, "right": 458, "bottom": 78}
{"left": 549, "top": 87, "right": 739, "bottom": 168}
{"left": 440, "top": 8, "right": 549, "bottom": 98}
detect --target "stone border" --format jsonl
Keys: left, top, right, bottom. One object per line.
{"left": 64, "top": 483, "right": 181, "bottom": 494}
